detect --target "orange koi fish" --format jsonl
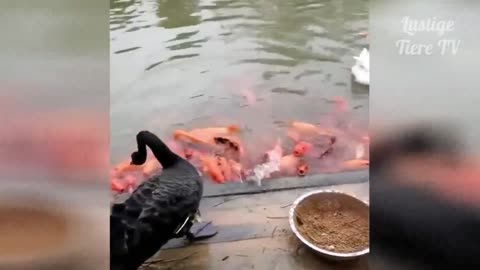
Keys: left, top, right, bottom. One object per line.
{"left": 287, "top": 129, "right": 301, "bottom": 142}
{"left": 291, "top": 121, "right": 318, "bottom": 134}
{"left": 166, "top": 139, "right": 188, "bottom": 159}
{"left": 114, "top": 160, "right": 143, "bottom": 173}
{"left": 290, "top": 121, "right": 335, "bottom": 137}
{"left": 293, "top": 141, "right": 312, "bottom": 157}
{"left": 228, "top": 159, "right": 243, "bottom": 181}
{"left": 341, "top": 159, "right": 369, "bottom": 170}
{"left": 111, "top": 178, "right": 125, "bottom": 193}
{"left": 212, "top": 156, "right": 243, "bottom": 182}
{"left": 200, "top": 155, "right": 225, "bottom": 184}
{"left": 280, "top": 154, "right": 300, "bottom": 175}
{"left": 142, "top": 159, "right": 161, "bottom": 176}
{"left": 217, "top": 156, "right": 233, "bottom": 181}
{"left": 124, "top": 175, "right": 137, "bottom": 194}
{"left": 190, "top": 125, "right": 240, "bottom": 136}
{"left": 173, "top": 125, "right": 241, "bottom": 146}
{"left": 173, "top": 130, "right": 213, "bottom": 146}
{"left": 184, "top": 148, "right": 194, "bottom": 159}
{"left": 297, "top": 163, "right": 309, "bottom": 177}
{"left": 214, "top": 135, "right": 245, "bottom": 159}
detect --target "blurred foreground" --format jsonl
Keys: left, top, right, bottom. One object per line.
{"left": 369, "top": 123, "right": 480, "bottom": 269}
{"left": 0, "top": 0, "right": 109, "bottom": 269}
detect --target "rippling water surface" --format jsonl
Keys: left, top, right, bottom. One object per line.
{"left": 110, "top": 0, "right": 368, "bottom": 162}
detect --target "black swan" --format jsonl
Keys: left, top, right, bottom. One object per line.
{"left": 110, "top": 130, "right": 217, "bottom": 270}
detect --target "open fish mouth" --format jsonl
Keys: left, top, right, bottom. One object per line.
{"left": 110, "top": 96, "right": 369, "bottom": 191}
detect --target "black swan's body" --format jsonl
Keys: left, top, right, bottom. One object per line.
{"left": 110, "top": 131, "right": 209, "bottom": 270}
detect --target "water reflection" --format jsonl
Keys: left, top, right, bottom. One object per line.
{"left": 110, "top": 0, "right": 137, "bottom": 28}
{"left": 110, "top": 0, "right": 368, "bottom": 162}
{"left": 157, "top": 0, "right": 200, "bottom": 29}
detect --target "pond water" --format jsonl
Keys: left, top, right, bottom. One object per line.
{"left": 110, "top": 0, "right": 369, "bottom": 163}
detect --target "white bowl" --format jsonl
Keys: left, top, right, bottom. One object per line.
{"left": 289, "top": 189, "right": 369, "bottom": 261}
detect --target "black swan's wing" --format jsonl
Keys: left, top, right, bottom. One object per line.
{"left": 130, "top": 174, "right": 202, "bottom": 241}
{"left": 113, "top": 172, "right": 202, "bottom": 269}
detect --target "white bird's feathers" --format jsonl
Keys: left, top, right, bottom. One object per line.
{"left": 351, "top": 48, "right": 370, "bottom": 86}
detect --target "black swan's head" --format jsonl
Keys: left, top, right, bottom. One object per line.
{"left": 130, "top": 130, "right": 181, "bottom": 168}
{"left": 130, "top": 151, "right": 147, "bottom": 165}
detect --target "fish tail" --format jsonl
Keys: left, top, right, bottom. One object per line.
{"left": 227, "top": 124, "right": 241, "bottom": 133}
{"left": 212, "top": 174, "right": 225, "bottom": 184}
{"left": 111, "top": 178, "right": 125, "bottom": 192}
{"left": 173, "top": 130, "right": 206, "bottom": 145}
{"left": 173, "top": 130, "right": 188, "bottom": 140}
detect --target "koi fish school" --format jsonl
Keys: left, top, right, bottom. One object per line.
{"left": 110, "top": 97, "right": 369, "bottom": 193}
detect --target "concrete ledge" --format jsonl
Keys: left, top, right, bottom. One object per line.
{"left": 163, "top": 180, "right": 369, "bottom": 250}
{"left": 203, "top": 169, "right": 369, "bottom": 197}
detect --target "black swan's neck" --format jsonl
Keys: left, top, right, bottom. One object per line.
{"left": 136, "top": 131, "right": 181, "bottom": 168}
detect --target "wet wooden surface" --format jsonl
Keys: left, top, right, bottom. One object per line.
{"left": 143, "top": 182, "right": 369, "bottom": 270}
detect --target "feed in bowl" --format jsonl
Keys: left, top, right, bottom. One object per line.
{"left": 293, "top": 191, "right": 369, "bottom": 254}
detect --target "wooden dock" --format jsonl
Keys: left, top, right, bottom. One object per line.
{"left": 143, "top": 178, "right": 370, "bottom": 270}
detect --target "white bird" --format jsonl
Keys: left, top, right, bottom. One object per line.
{"left": 351, "top": 48, "right": 369, "bottom": 86}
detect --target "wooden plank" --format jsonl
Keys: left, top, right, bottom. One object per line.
{"left": 148, "top": 235, "right": 369, "bottom": 270}
{"left": 203, "top": 170, "right": 368, "bottom": 197}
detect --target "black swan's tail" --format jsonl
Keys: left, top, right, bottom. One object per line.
{"left": 110, "top": 202, "right": 168, "bottom": 270}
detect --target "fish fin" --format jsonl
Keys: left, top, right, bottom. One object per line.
{"left": 173, "top": 130, "right": 187, "bottom": 140}
{"left": 174, "top": 130, "right": 210, "bottom": 145}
